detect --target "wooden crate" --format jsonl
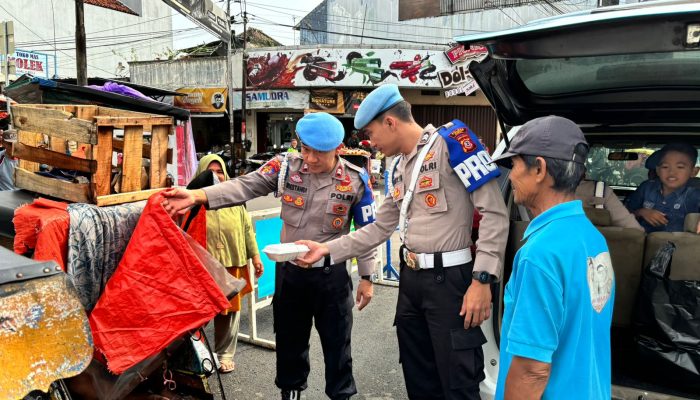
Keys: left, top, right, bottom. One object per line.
{"left": 5, "top": 104, "right": 174, "bottom": 206}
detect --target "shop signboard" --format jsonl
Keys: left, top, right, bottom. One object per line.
{"left": 307, "top": 89, "right": 345, "bottom": 114}
{"left": 245, "top": 47, "right": 487, "bottom": 89}
{"left": 174, "top": 87, "right": 227, "bottom": 113}
{"left": 4, "top": 49, "right": 52, "bottom": 79}
{"left": 444, "top": 44, "right": 488, "bottom": 65}
{"left": 232, "top": 89, "right": 309, "bottom": 110}
{"left": 437, "top": 63, "right": 480, "bottom": 98}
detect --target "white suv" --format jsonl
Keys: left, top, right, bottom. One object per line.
{"left": 457, "top": 2, "right": 700, "bottom": 399}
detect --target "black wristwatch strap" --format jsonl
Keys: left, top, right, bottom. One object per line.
{"left": 472, "top": 270, "right": 498, "bottom": 284}
{"left": 360, "top": 275, "right": 372, "bottom": 281}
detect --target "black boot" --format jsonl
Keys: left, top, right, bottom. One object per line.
{"left": 281, "top": 389, "right": 301, "bottom": 400}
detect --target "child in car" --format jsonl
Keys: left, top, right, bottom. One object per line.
{"left": 626, "top": 142, "right": 700, "bottom": 233}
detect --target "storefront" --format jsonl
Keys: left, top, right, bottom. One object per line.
{"left": 242, "top": 44, "right": 499, "bottom": 152}
{"left": 233, "top": 89, "right": 309, "bottom": 153}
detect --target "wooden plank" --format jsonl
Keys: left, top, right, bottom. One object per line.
{"left": 8, "top": 142, "right": 96, "bottom": 173}
{"left": 17, "top": 131, "right": 43, "bottom": 172}
{"left": 113, "top": 138, "right": 173, "bottom": 164}
{"left": 149, "top": 125, "right": 170, "bottom": 189}
{"left": 12, "top": 105, "right": 97, "bottom": 145}
{"left": 49, "top": 136, "right": 67, "bottom": 154}
{"left": 74, "top": 105, "right": 97, "bottom": 121}
{"left": 120, "top": 125, "right": 144, "bottom": 193}
{"left": 93, "top": 126, "right": 114, "bottom": 196}
{"left": 36, "top": 105, "right": 97, "bottom": 120}
{"left": 96, "top": 188, "right": 163, "bottom": 207}
{"left": 14, "top": 168, "right": 91, "bottom": 203}
{"left": 96, "top": 106, "right": 155, "bottom": 118}
{"left": 94, "top": 116, "right": 173, "bottom": 128}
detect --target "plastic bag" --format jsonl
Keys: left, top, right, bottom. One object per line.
{"left": 633, "top": 241, "right": 700, "bottom": 391}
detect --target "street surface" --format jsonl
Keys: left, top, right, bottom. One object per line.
{"left": 206, "top": 190, "right": 409, "bottom": 400}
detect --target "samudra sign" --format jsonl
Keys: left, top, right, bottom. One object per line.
{"left": 232, "top": 89, "right": 310, "bottom": 110}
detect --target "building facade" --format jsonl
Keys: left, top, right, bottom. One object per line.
{"left": 0, "top": 0, "right": 173, "bottom": 79}
{"left": 130, "top": 43, "right": 499, "bottom": 158}
{"left": 299, "top": 0, "right": 642, "bottom": 46}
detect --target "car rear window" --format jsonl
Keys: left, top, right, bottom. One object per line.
{"left": 586, "top": 146, "right": 658, "bottom": 188}
{"left": 585, "top": 144, "right": 700, "bottom": 188}
{"left": 516, "top": 51, "right": 700, "bottom": 95}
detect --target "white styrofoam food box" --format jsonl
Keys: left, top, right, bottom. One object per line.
{"left": 262, "top": 243, "right": 310, "bottom": 262}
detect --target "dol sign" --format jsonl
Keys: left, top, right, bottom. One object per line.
{"left": 437, "top": 47, "right": 486, "bottom": 98}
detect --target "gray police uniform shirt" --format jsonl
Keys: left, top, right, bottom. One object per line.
{"left": 202, "top": 153, "right": 378, "bottom": 276}
{"left": 327, "top": 124, "right": 509, "bottom": 278}
{"left": 575, "top": 180, "right": 643, "bottom": 231}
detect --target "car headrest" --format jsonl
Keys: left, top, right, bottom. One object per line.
{"left": 684, "top": 213, "right": 700, "bottom": 233}
{"left": 584, "top": 207, "right": 612, "bottom": 227}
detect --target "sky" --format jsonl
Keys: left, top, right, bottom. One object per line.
{"left": 172, "top": 0, "right": 325, "bottom": 49}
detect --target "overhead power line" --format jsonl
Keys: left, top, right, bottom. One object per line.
{"left": 246, "top": 17, "right": 446, "bottom": 46}
{"left": 0, "top": 2, "right": 115, "bottom": 76}
{"left": 17, "top": 27, "right": 199, "bottom": 48}
{"left": 248, "top": 14, "right": 463, "bottom": 43}
{"left": 246, "top": 1, "right": 492, "bottom": 33}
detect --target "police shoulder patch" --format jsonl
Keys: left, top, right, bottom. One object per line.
{"left": 258, "top": 157, "right": 282, "bottom": 176}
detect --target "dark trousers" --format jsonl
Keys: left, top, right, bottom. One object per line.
{"left": 397, "top": 248, "right": 486, "bottom": 400}
{"left": 273, "top": 261, "right": 356, "bottom": 400}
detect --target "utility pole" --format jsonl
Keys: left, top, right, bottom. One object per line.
{"left": 1, "top": 21, "right": 15, "bottom": 87}
{"left": 226, "top": 0, "right": 236, "bottom": 175}
{"left": 75, "top": 0, "right": 87, "bottom": 85}
{"left": 240, "top": 7, "right": 248, "bottom": 162}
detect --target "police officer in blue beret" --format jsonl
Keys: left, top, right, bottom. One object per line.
{"left": 163, "top": 112, "right": 378, "bottom": 400}
{"left": 299, "top": 85, "right": 509, "bottom": 399}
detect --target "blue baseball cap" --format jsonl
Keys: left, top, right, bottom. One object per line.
{"left": 354, "top": 84, "right": 404, "bottom": 130}
{"left": 296, "top": 112, "right": 344, "bottom": 152}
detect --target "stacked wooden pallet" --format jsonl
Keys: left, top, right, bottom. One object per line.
{"left": 4, "top": 104, "right": 174, "bottom": 206}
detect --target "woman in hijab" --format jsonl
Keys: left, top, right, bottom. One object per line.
{"left": 192, "top": 154, "right": 263, "bottom": 373}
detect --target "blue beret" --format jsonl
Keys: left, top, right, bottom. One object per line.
{"left": 354, "top": 84, "right": 404, "bottom": 129}
{"left": 296, "top": 112, "right": 344, "bottom": 152}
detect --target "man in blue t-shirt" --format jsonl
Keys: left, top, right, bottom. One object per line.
{"left": 491, "top": 116, "right": 615, "bottom": 400}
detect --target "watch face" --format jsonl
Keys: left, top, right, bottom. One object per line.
{"left": 479, "top": 272, "right": 489, "bottom": 282}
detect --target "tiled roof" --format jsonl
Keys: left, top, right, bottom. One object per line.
{"left": 84, "top": 0, "right": 139, "bottom": 16}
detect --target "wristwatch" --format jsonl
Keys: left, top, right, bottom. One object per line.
{"left": 472, "top": 271, "right": 498, "bottom": 284}
{"left": 360, "top": 275, "right": 373, "bottom": 282}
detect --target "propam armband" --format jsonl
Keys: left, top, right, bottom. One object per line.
{"left": 438, "top": 120, "right": 500, "bottom": 193}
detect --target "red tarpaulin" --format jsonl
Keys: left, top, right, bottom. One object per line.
{"left": 89, "top": 193, "right": 230, "bottom": 374}
{"left": 13, "top": 198, "right": 69, "bottom": 269}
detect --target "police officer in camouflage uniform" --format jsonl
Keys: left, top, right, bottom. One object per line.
{"left": 299, "top": 85, "right": 509, "bottom": 400}
{"left": 163, "top": 112, "right": 378, "bottom": 400}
